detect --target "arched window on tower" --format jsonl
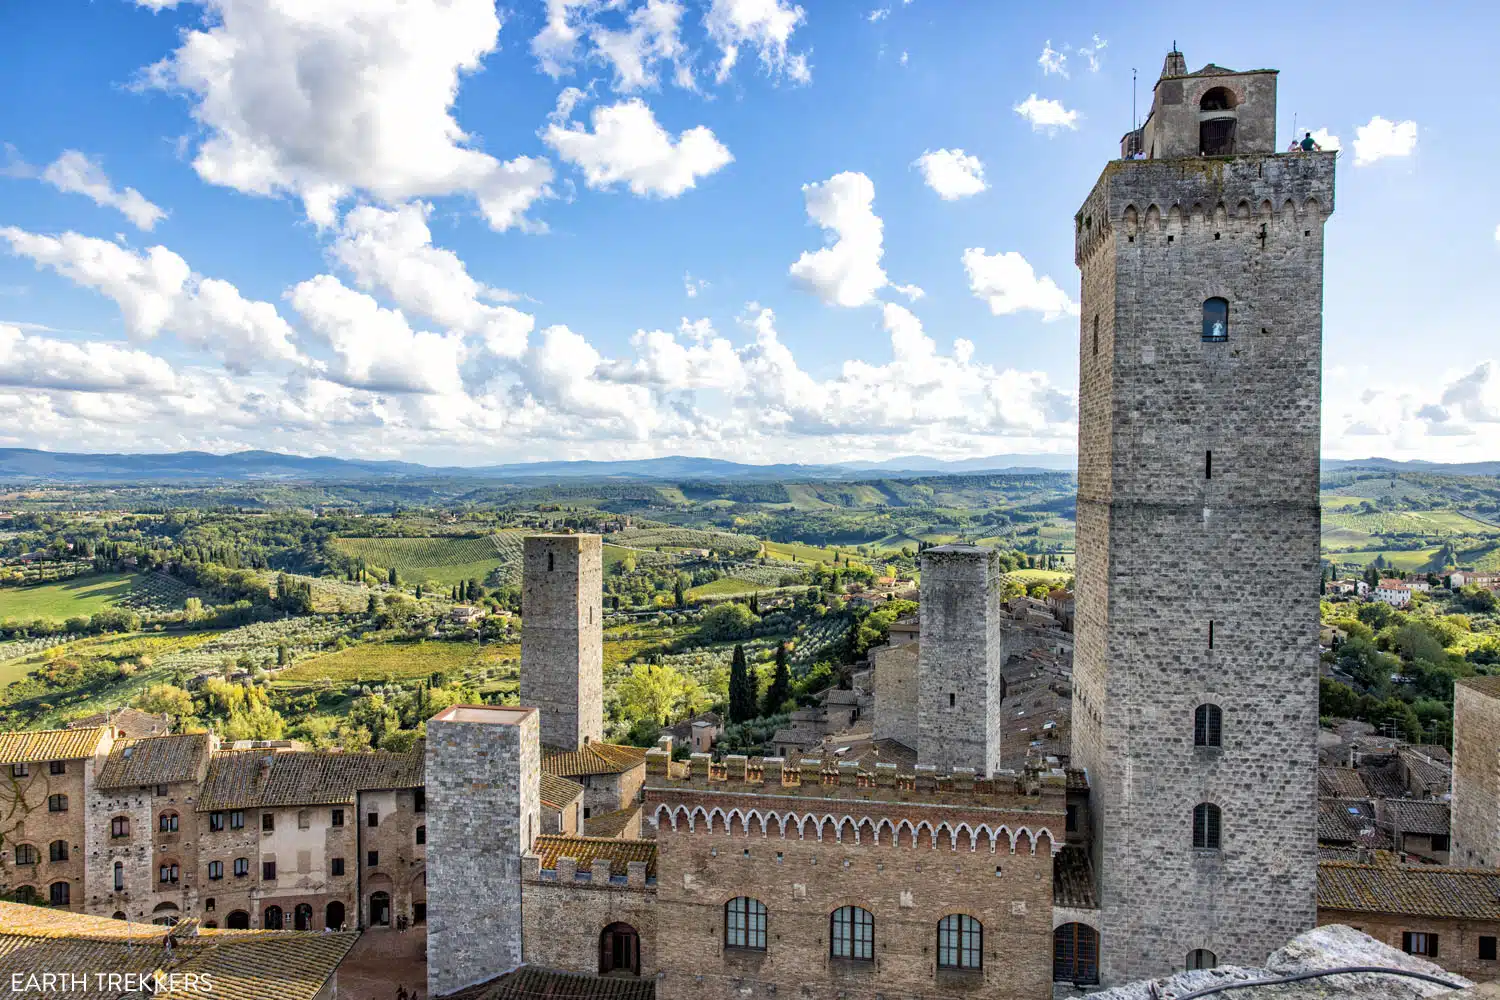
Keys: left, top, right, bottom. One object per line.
{"left": 1199, "top": 89, "right": 1237, "bottom": 155}
{"left": 1193, "top": 803, "right": 1222, "bottom": 850}
{"left": 724, "top": 897, "right": 767, "bottom": 951}
{"left": 1194, "top": 704, "right": 1223, "bottom": 747}
{"left": 1187, "top": 948, "right": 1218, "bottom": 970}
{"left": 1200, "top": 87, "right": 1236, "bottom": 112}
{"left": 1202, "top": 298, "right": 1229, "bottom": 341}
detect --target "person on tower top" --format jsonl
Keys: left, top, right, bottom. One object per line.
{"left": 1299, "top": 131, "right": 1322, "bottom": 152}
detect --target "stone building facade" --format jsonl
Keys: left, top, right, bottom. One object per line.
{"left": 1451, "top": 677, "right": 1500, "bottom": 868}
{"left": 1072, "top": 49, "right": 1333, "bottom": 983}
{"left": 871, "top": 640, "right": 918, "bottom": 749}
{"left": 426, "top": 705, "right": 541, "bottom": 998}
{"left": 917, "top": 545, "right": 1004, "bottom": 775}
{"left": 521, "top": 534, "right": 604, "bottom": 751}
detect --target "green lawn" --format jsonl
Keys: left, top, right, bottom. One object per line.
{"left": 1006, "top": 569, "right": 1072, "bottom": 588}
{"left": 0, "top": 573, "right": 146, "bottom": 623}
{"left": 687, "top": 577, "right": 762, "bottom": 599}
{"left": 276, "top": 638, "right": 520, "bottom": 685}
{"left": 330, "top": 534, "right": 524, "bottom": 588}
{"left": 1330, "top": 548, "right": 1442, "bottom": 572}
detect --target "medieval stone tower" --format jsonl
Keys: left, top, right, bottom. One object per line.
{"left": 426, "top": 704, "right": 541, "bottom": 997}
{"left": 918, "top": 545, "right": 1004, "bottom": 774}
{"left": 520, "top": 534, "right": 604, "bottom": 751}
{"left": 1071, "top": 50, "right": 1334, "bottom": 984}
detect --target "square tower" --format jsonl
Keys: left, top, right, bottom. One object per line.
{"left": 917, "top": 545, "right": 1004, "bottom": 774}
{"left": 1072, "top": 51, "right": 1334, "bottom": 985}
{"left": 520, "top": 534, "right": 604, "bottom": 751}
{"left": 425, "top": 705, "right": 540, "bottom": 997}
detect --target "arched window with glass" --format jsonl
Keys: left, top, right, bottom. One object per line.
{"left": 724, "top": 896, "right": 767, "bottom": 951}
{"left": 937, "top": 914, "right": 983, "bottom": 970}
{"left": 1187, "top": 948, "right": 1218, "bottom": 970}
{"left": 830, "top": 906, "right": 874, "bottom": 962}
{"left": 1194, "top": 704, "right": 1223, "bottom": 747}
{"left": 13, "top": 843, "right": 39, "bottom": 866}
{"left": 1193, "top": 803, "right": 1222, "bottom": 850}
{"left": 159, "top": 812, "right": 179, "bottom": 833}
{"left": 49, "top": 840, "right": 69, "bottom": 862}
{"left": 1202, "top": 298, "right": 1229, "bottom": 342}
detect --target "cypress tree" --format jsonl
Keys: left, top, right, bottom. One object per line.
{"left": 729, "top": 643, "right": 755, "bottom": 723}
{"left": 763, "top": 642, "right": 791, "bottom": 715}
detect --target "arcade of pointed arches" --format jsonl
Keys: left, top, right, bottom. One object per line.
{"left": 650, "top": 804, "right": 1060, "bottom": 855}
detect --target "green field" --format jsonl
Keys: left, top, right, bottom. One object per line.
{"left": 687, "top": 577, "right": 762, "bottom": 599}
{"left": 0, "top": 574, "right": 154, "bottom": 623}
{"left": 276, "top": 638, "right": 520, "bottom": 685}
{"left": 1323, "top": 510, "right": 1499, "bottom": 537}
{"left": 1006, "top": 568, "right": 1072, "bottom": 588}
{"left": 330, "top": 534, "right": 524, "bottom": 588}
{"left": 762, "top": 540, "right": 868, "bottom": 565}
{"left": 1330, "top": 548, "right": 1442, "bottom": 572}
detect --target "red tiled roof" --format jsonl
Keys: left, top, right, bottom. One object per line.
{"left": 542, "top": 742, "right": 647, "bottom": 778}
{"left": 442, "top": 967, "right": 655, "bottom": 1000}
{"left": 1318, "top": 861, "right": 1500, "bottom": 919}
{"left": 532, "top": 835, "right": 656, "bottom": 879}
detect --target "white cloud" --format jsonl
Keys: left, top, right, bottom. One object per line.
{"left": 588, "top": 0, "right": 693, "bottom": 92}
{"left": 868, "top": 8, "right": 890, "bottom": 22}
{"left": 913, "top": 148, "right": 987, "bottom": 200}
{"left": 705, "top": 0, "right": 810, "bottom": 85}
{"left": 1352, "top": 116, "right": 1418, "bottom": 166}
{"left": 1014, "top": 95, "right": 1079, "bottom": 133}
{"left": 543, "top": 98, "right": 733, "bottom": 197}
{"left": 288, "top": 274, "right": 466, "bottom": 395}
{"left": 0, "top": 324, "right": 179, "bottom": 393}
{"left": 140, "top": 0, "right": 553, "bottom": 230}
{"left": 521, "top": 324, "right": 659, "bottom": 434}
{"left": 962, "top": 247, "right": 1079, "bottom": 321}
{"left": 1307, "top": 128, "right": 1341, "bottom": 152}
{"left": 789, "top": 171, "right": 894, "bottom": 308}
{"left": 684, "top": 272, "right": 709, "bottom": 298}
{"left": 1038, "top": 41, "right": 1066, "bottom": 77}
{"left": 1, "top": 227, "right": 303, "bottom": 370}
{"left": 1078, "top": 34, "right": 1107, "bottom": 72}
{"left": 899, "top": 50, "right": 908, "bottom": 67}
{"left": 607, "top": 318, "right": 748, "bottom": 393}
{"left": 40, "top": 152, "right": 167, "bottom": 230}
{"left": 331, "top": 202, "right": 532, "bottom": 358}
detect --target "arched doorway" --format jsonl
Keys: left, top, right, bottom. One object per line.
{"left": 599, "top": 923, "right": 640, "bottom": 976}
{"left": 326, "top": 900, "right": 346, "bottom": 931}
{"left": 369, "top": 891, "right": 391, "bottom": 927}
{"left": 227, "top": 910, "right": 250, "bottom": 930}
{"left": 263, "top": 905, "right": 284, "bottom": 930}
{"left": 294, "top": 903, "right": 313, "bottom": 931}
{"left": 1053, "top": 923, "right": 1100, "bottom": 985}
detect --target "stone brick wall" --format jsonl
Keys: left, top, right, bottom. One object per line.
{"left": 521, "top": 865, "right": 657, "bottom": 975}
{"left": 85, "top": 778, "right": 204, "bottom": 922}
{"left": 1452, "top": 682, "right": 1500, "bottom": 867}
{"left": 2, "top": 746, "right": 105, "bottom": 911}
{"left": 1072, "top": 147, "right": 1334, "bottom": 984}
{"left": 1318, "top": 910, "right": 1500, "bottom": 983}
{"left": 1140, "top": 63, "right": 1278, "bottom": 160}
{"left": 358, "top": 788, "right": 427, "bottom": 928}
{"left": 426, "top": 706, "right": 540, "bottom": 997}
{"left": 650, "top": 796, "right": 1055, "bottom": 1000}
{"left": 521, "top": 535, "right": 604, "bottom": 751}
{"left": 871, "top": 641, "right": 918, "bottom": 749}
{"left": 918, "top": 546, "right": 1003, "bottom": 775}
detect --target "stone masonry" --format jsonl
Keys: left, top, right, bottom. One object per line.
{"left": 521, "top": 534, "right": 604, "bottom": 751}
{"left": 1451, "top": 677, "right": 1500, "bottom": 868}
{"left": 918, "top": 545, "right": 1004, "bottom": 775}
{"left": 426, "top": 705, "right": 540, "bottom": 997}
{"left": 1072, "top": 51, "right": 1333, "bottom": 984}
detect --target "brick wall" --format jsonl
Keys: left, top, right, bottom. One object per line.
{"left": 2, "top": 753, "right": 95, "bottom": 910}
{"left": 521, "top": 866, "right": 657, "bottom": 975}
{"left": 1452, "top": 682, "right": 1500, "bottom": 867}
{"left": 359, "top": 788, "right": 427, "bottom": 928}
{"left": 520, "top": 535, "right": 604, "bottom": 752}
{"left": 1318, "top": 910, "right": 1500, "bottom": 983}
{"left": 1072, "top": 148, "right": 1335, "bottom": 984}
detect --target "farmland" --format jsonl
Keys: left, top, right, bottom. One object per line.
{"left": 329, "top": 533, "right": 526, "bottom": 588}
{"left": 277, "top": 639, "right": 520, "bottom": 686}
{"left": 0, "top": 573, "right": 187, "bottom": 623}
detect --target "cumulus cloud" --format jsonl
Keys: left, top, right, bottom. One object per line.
{"left": 139, "top": 0, "right": 553, "bottom": 230}
{"left": 588, "top": 0, "right": 694, "bottom": 91}
{"left": 0, "top": 324, "right": 179, "bottom": 393}
{"left": 41, "top": 152, "right": 167, "bottom": 230}
{"left": 1078, "top": 34, "right": 1107, "bottom": 72}
{"left": 962, "top": 247, "right": 1079, "bottom": 321}
{"left": 1352, "top": 116, "right": 1418, "bottom": 166}
{"left": 684, "top": 273, "right": 709, "bottom": 298}
{"left": 913, "top": 148, "right": 987, "bottom": 200}
{"left": 705, "top": 0, "right": 810, "bottom": 85}
{"left": 1038, "top": 41, "right": 1066, "bottom": 77}
{"left": 1306, "top": 128, "right": 1341, "bottom": 152}
{"left": 1, "top": 227, "right": 302, "bottom": 371}
{"left": 789, "top": 172, "right": 899, "bottom": 308}
{"left": 1014, "top": 95, "right": 1079, "bottom": 133}
{"left": 331, "top": 202, "right": 532, "bottom": 358}
{"left": 543, "top": 98, "right": 733, "bottom": 197}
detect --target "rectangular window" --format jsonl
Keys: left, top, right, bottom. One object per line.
{"left": 414, "top": 789, "right": 425, "bottom": 813}
{"left": 208, "top": 861, "right": 223, "bottom": 881}
{"left": 297, "top": 810, "right": 310, "bottom": 830}
{"left": 159, "top": 864, "right": 179, "bottom": 884}
{"left": 413, "top": 902, "right": 426, "bottom": 924}
{"left": 48, "top": 794, "right": 67, "bottom": 812}
{"left": 416, "top": 826, "right": 426, "bottom": 845}
{"left": 50, "top": 761, "right": 66, "bottom": 775}
{"left": 367, "top": 812, "right": 379, "bottom": 828}
{"left": 209, "top": 812, "right": 224, "bottom": 832}
{"left": 262, "top": 861, "right": 276, "bottom": 881}
{"left": 331, "top": 808, "right": 344, "bottom": 827}
{"left": 1481, "top": 936, "right": 1497, "bottom": 961}
{"left": 1208, "top": 620, "right": 1215, "bottom": 650}
{"left": 1432, "top": 834, "right": 1450, "bottom": 852}
{"left": 1402, "top": 932, "right": 1438, "bottom": 958}
{"left": 230, "top": 811, "right": 244, "bottom": 830}
{"left": 1066, "top": 804, "right": 1078, "bottom": 833}
{"left": 262, "top": 813, "right": 274, "bottom": 832}
{"left": 11, "top": 763, "right": 28, "bottom": 778}
{"left": 1205, "top": 450, "right": 1213, "bottom": 479}
{"left": 155, "top": 784, "right": 168, "bottom": 796}
{"left": 725, "top": 897, "right": 767, "bottom": 950}
{"left": 331, "top": 858, "right": 345, "bottom": 876}
{"left": 233, "top": 858, "right": 249, "bottom": 878}
{"left": 831, "top": 906, "right": 874, "bottom": 961}
{"left": 367, "top": 851, "right": 379, "bottom": 867}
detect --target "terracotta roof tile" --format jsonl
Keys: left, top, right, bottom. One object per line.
{"left": 442, "top": 966, "right": 656, "bottom": 1000}
{"left": 1458, "top": 675, "right": 1500, "bottom": 698}
{"left": 68, "top": 707, "right": 172, "bottom": 738}
{"left": 532, "top": 835, "right": 657, "bottom": 879}
{"left": 539, "top": 772, "right": 584, "bottom": 809}
{"left": 152, "top": 929, "right": 360, "bottom": 1000}
{"left": 1380, "top": 798, "right": 1450, "bottom": 836}
{"left": 1318, "top": 767, "right": 1370, "bottom": 799}
{"left": 1318, "top": 799, "right": 1379, "bottom": 843}
{"left": 542, "top": 742, "right": 647, "bottom": 778}
{"left": 98, "top": 733, "right": 211, "bottom": 789}
{"left": 1053, "top": 844, "right": 1097, "bottom": 909}
{"left": 583, "top": 805, "right": 641, "bottom": 839}
{"left": 197, "top": 746, "right": 424, "bottom": 811}
{"left": 1318, "top": 861, "right": 1500, "bottom": 919}
{"left": 0, "top": 726, "right": 109, "bottom": 765}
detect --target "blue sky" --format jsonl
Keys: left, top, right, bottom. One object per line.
{"left": 0, "top": 0, "right": 1495, "bottom": 465}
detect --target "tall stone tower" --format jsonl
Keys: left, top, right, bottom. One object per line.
{"left": 1071, "top": 50, "right": 1334, "bottom": 984}
{"left": 520, "top": 534, "right": 604, "bottom": 751}
{"left": 425, "top": 704, "right": 540, "bottom": 997}
{"left": 917, "top": 545, "right": 1004, "bottom": 774}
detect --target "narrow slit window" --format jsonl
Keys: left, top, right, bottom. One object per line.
{"left": 1092, "top": 315, "right": 1099, "bottom": 357}
{"left": 1205, "top": 450, "right": 1213, "bottom": 479}
{"left": 1208, "top": 620, "right": 1215, "bottom": 649}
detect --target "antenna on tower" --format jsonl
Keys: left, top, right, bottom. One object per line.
{"left": 1132, "top": 68, "right": 1138, "bottom": 129}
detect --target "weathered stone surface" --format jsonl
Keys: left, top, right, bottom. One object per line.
{"left": 918, "top": 545, "right": 1004, "bottom": 775}
{"left": 1088, "top": 924, "right": 1469, "bottom": 999}
{"left": 520, "top": 534, "right": 604, "bottom": 752}
{"left": 1451, "top": 680, "right": 1500, "bottom": 867}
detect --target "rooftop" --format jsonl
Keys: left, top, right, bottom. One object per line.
{"left": 531, "top": 834, "right": 657, "bottom": 879}
{"left": 432, "top": 704, "right": 536, "bottom": 725}
{"left": 67, "top": 707, "right": 172, "bottom": 738}
{"left": 97, "top": 733, "right": 212, "bottom": 789}
{"left": 1380, "top": 799, "right": 1450, "bottom": 837}
{"left": 1457, "top": 675, "right": 1500, "bottom": 698}
{"left": 1053, "top": 845, "right": 1097, "bottom": 909}
{"left": 539, "top": 772, "right": 585, "bottom": 810}
{"left": 583, "top": 804, "right": 642, "bottom": 839}
{"left": 1318, "top": 861, "right": 1500, "bottom": 920}
{"left": 197, "top": 746, "right": 424, "bottom": 811}
{"left": 543, "top": 742, "right": 648, "bottom": 778}
{"left": 441, "top": 966, "right": 655, "bottom": 1000}
{"left": 0, "top": 725, "right": 110, "bottom": 766}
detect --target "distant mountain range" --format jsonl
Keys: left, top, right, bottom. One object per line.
{"left": 0, "top": 448, "right": 1494, "bottom": 484}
